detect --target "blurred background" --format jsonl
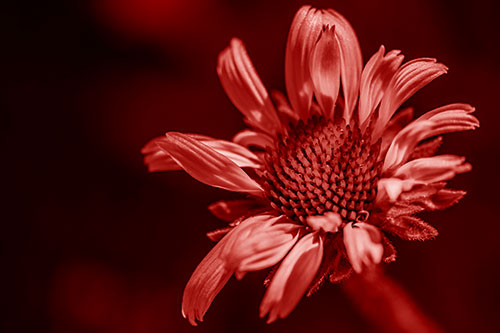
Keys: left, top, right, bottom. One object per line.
{"left": 4, "top": 0, "right": 500, "bottom": 332}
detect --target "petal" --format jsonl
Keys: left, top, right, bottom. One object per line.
{"left": 143, "top": 134, "right": 263, "bottom": 172}
{"left": 376, "top": 178, "right": 415, "bottom": 203}
{"left": 157, "top": 132, "right": 263, "bottom": 194}
{"left": 182, "top": 214, "right": 284, "bottom": 325}
{"left": 323, "top": 9, "right": 363, "bottom": 121}
{"left": 232, "top": 129, "right": 275, "bottom": 150}
{"left": 309, "top": 25, "right": 341, "bottom": 118}
{"left": 181, "top": 234, "right": 234, "bottom": 326}
{"left": 373, "top": 58, "right": 449, "bottom": 139}
{"left": 232, "top": 218, "right": 302, "bottom": 274}
{"left": 217, "top": 38, "right": 282, "bottom": 135}
{"left": 343, "top": 222, "right": 384, "bottom": 273}
{"left": 260, "top": 232, "right": 324, "bottom": 323}
{"left": 285, "top": 5, "right": 323, "bottom": 120}
{"left": 383, "top": 103, "right": 479, "bottom": 171}
{"left": 306, "top": 212, "right": 342, "bottom": 233}
{"left": 359, "top": 46, "right": 404, "bottom": 126}
{"left": 208, "top": 199, "right": 267, "bottom": 222}
{"left": 393, "top": 154, "right": 471, "bottom": 183}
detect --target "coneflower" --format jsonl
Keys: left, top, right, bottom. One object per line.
{"left": 142, "top": 5, "right": 479, "bottom": 325}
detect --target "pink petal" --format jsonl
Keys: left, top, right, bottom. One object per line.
{"left": 376, "top": 178, "right": 415, "bottom": 203}
{"left": 322, "top": 9, "right": 363, "bottom": 121}
{"left": 343, "top": 222, "right": 384, "bottom": 273}
{"left": 143, "top": 134, "right": 263, "bottom": 172}
{"left": 373, "top": 58, "right": 448, "bottom": 139}
{"left": 260, "top": 232, "right": 323, "bottom": 323}
{"left": 232, "top": 129, "right": 275, "bottom": 150}
{"left": 359, "top": 46, "right": 404, "bottom": 126}
{"left": 383, "top": 103, "right": 479, "bottom": 171}
{"left": 230, "top": 217, "right": 302, "bottom": 274}
{"left": 182, "top": 214, "right": 286, "bottom": 325}
{"left": 208, "top": 199, "right": 267, "bottom": 222}
{"left": 217, "top": 38, "right": 282, "bottom": 135}
{"left": 309, "top": 25, "right": 341, "bottom": 118}
{"left": 285, "top": 5, "right": 323, "bottom": 120}
{"left": 157, "top": 132, "right": 263, "bottom": 195}
{"left": 393, "top": 155, "right": 472, "bottom": 183}
{"left": 181, "top": 234, "right": 234, "bottom": 326}
{"left": 306, "top": 212, "right": 342, "bottom": 233}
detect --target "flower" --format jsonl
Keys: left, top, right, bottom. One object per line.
{"left": 142, "top": 5, "right": 479, "bottom": 325}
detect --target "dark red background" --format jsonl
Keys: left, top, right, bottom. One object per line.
{"left": 5, "top": 0, "right": 500, "bottom": 332}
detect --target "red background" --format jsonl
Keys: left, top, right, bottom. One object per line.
{"left": 5, "top": 0, "right": 500, "bottom": 332}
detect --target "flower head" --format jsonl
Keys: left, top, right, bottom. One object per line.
{"left": 142, "top": 5, "right": 479, "bottom": 325}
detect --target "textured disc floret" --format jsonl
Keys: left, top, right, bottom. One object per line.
{"left": 260, "top": 116, "right": 382, "bottom": 225}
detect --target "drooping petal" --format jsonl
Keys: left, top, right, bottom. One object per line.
{"left": 217, "top": 38, "right": 282, "bottom": 135}
{"left": 323, "top": 9, "right": 363, "bottom": 121}
{"left": 343, "top": 222, "right": 384, "bottom": 273}
{"left": 373, "top": 58, "right": 449, "bottom": 139}
{"left": 383, "top": 103, "right": 479, "bottom": 171}
{"left": 182, "top": 214, "right": 289, "bottom": 325}
{"left": 309, "top": 25, "right": 341, "bottom": 118}
{"left": 143, "top": 134, "right": 263, "bottom": 172}
{"left": 208, "top": 199, "right": 268, "bottom": 222}
{"left": 382, "top": 216, "right": 438, "bottom": 241}
{"left": 285, "top": 5, "right": 324, "bottom": 120}
{"left": 157, "top": 132, "right": 263, "bottom": 195}
{"left": 393, "top": 155, "right": 471, "bottom": 183}
{"left": 260, "top": 232, "right": 323, "bottom": 323}
{"left": 181, "top": 233, "right": 234, "bottom": 326}
{"left": 359, "top": 46, "right": 404, "bottom": 126}
{"left": 232, "top": 129, "right": 275, "bottom": 150}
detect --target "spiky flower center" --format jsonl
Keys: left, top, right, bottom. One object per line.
{"left": 260, "top": 116, "right": 381, "bottom": 227}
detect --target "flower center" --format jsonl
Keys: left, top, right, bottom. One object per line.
{"left": 260, "top": 116, "right": 381, "bottom": 227}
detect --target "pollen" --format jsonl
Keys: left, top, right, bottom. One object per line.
{"left": 260, "top": 116, "right": 382, "bottom": 226}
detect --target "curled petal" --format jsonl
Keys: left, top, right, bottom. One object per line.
{"left": 217, "top": 38, "right": 282, "bottom": 135}
{"left": 359, "top": 46, "right": 404, "bottom": 126}
{"left": 232, "top": 129, "right": 275, "bottom": 150}
{"left": 383, "top": 103, "right": 479, "bottom": 171}
{"left": 373, "top": 58, "right": 449, "bottom": 139}
{"left": 143, "top": 134, "right": 263, "bottom": 172}
{"left": 393, "top": 155, "right": 471, "bottom": 183}
{"left": 306, "top": 212, "right": 342, "bottom": 233}
{"left": 260, "top": 232, "right": 324, "bottom": 323}
{"left": 157, "top": 132, "right": 263, "bottom": 194}
{"left": 377, "top": 178, "right": 415, "bottom": 203}
{"left": 323, "top": 9, "right": 363, "bottom": 121}
{"left": 285, "top": 5, "right": 323, "bottom": 120}
{"left": 409, "top": 136, "right": 443, "bottom": 160}
{"left": 309, "top": 25, "right": 341, "bottom": 118}
{"left": 343, "top": 222, "right": 384, "bottom": 273}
